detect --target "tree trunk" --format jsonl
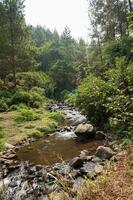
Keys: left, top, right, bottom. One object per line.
{"left": 9, "top": 4, "right": 16, "bottom": 86}
{"left": 128, "top": 0, "right": 132, "bottom": 12}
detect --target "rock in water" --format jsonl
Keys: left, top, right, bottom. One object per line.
{"left": 95, "top": 146, "right": 115, "bottom": 159}
{"left": 75, "top": 123, "right": 95, "bottom": 139}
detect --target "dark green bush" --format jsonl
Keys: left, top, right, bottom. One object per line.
{"left": 28, "top": 130, "right": 42, "bottom": 138}
{"left": 15, "top": 108, "right": 40, "bottom": 123}
{"left": 49, "top": 111, "right": 64, "bottom": 124}
{"left": 0, "top": 125, "right": 4, "bottom": 138}
{"left": 10, "top": 89, "right": 44, "bottom": 108}
{"left": 0, "top": 100, "right": 8, "bottom": 112}
{"left": 76, "top": 74, "right": 110, "bottom": 126}
{"left": 11, "top": 90, "right": 31, "bottom": 105}
{"left": 29, "top": 91, "right": 43, "bottom": 108}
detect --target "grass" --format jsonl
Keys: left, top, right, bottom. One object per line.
{"left": 0, "top": 108, "right": 65, "bottom": 145}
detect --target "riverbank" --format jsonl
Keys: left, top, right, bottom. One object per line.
{"left": 0, "top": 103, "right": 132, "bottom": 200}
{"left": 0, "top": 106, "right": 64, "bottom": 146}
{"left": 74, "top": 145, "right": 133, "bottom": 200}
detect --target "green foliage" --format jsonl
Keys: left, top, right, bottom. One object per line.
{"left": 15, "top": 108, "right": 40, "bottom": 123}
{"left": 0, "top": 141, "right": 5, "bottom": 151}
{"left": 76, "top": 74, "right": 109, "bottom": 125}
{"left": 37, "top": 121, "right": 58, "bottom": 133}
{"left": 105, "top": 58, "right": 133, "bottom": 135}
{"left": 10, "top": 88, "right": 44, "bottom": 108}
{"left": 63, "top": 91, "right": 77, "bottom": 105}
{"left": 0, "top": 0, "right": 37, "bottom": 83}
{"left": 0, "top": 124, "right": 5, "bottom": 151}
{"left": 103, "top": 38, "right": 133, "bottom": 68}
{"left": 28, "top": 130, "right": 42, "bottom": 138}
{"left": 50, "top": 60, "right": 76, "bottom": 98}
{"left": 76, "top": 55, "right": 133, "bottom": 137}
{"left": 0, "top": 100, "right": 8, "bottom": 112}
{"left": 11, "top": 90, "right": 31, "bottom": 105}
{"left": 49, "top": 111, "right": 64, "bottom": 124}
{"left": 0, "top": 125, "right": 4, "bottom": 138}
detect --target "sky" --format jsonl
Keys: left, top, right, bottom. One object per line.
{"left": 24, "top": 0, "right": 89, "bottom": 41}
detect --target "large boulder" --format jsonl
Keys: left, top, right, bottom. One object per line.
{"left": 75, "top": 123, "right": 95, "bottom": 139}
{"left": 95, "top": 146, "right": 115, "bottom": 160}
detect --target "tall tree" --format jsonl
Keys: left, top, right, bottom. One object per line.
{"left": 0, "top": 0, "right": 37, "bottom": 85}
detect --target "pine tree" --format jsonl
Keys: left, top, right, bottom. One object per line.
{"left": 0, "top": 0, "right": 37, "bottom": 85}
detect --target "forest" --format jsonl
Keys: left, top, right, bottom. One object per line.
{"left": 0, "top": 0, "right": 133, "bottom": 199}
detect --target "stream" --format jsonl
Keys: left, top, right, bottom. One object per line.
{"left": 0, "top": 103, "right": 109, "bottom": 200}
{"left": 16, "top": 103, "right": 104, "bottom": 165}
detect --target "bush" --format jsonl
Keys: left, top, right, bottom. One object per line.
{"left": 30, "top": 87, "right": 45, "bottom": 96}
{"left": 6, "top": 72, "right": 54, "bottom": 97}
{"left": 0, "top": 125, "right": 4, "bottom": 138}
{"left": 29, "top": 91, "right": 43, "bottom": 108}
{"left": 76, "top": 74, "right": 109, "bottom": 126}
{"left": 0, "top": 141, "right": 5, "bottom": 151}
{"left": 105, "top": 58, "right": 133, "bottom": 135}
{"left": 11, "top": 90, "right": 31, "bottom": 105}
{"left": 10, "top": 89, "right": 44, "bottom": 108}
{"left": 28, "top": 130, "right": 42, "bottom": 138}
{"left": 64, "top": 92, "right": 77, "bottom": 105}
{"left": 0, "top": 100, "right": 8, "bottom": 112}
{"left": 15, "top": 108, "right": 40, "bottom": 123}
{"left": 49, "top": 111, "right": 64, "bottom": 124}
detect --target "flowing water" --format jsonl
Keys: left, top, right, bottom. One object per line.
{"left": 16, "top": 104, "right": 104, "bottom": 165}
{"left": 16, "top": 135, "right": 104, "bottom": 165}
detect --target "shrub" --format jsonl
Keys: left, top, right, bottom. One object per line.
{"left": 0, "top": 141, "right": 5, "bottom": 151}
{"left": 28, "top": 130, "right": 42, "bottom": 138}
{"left": 30, "top": 87, "right": 45, "bottom": 96}
{"left": 11, "top": 90, "right": 31, "bottom": 105}
{"left": 64, "top": 92, "right": 77, "bottom": 105}
{"left": 10, "top": 89, "right": 44, "bottom": 108}
{"left": 37, "top": 126, "right": 52, "bottom": 133}
{"left": 47, "top": 121, "right": 58, "bottom": 131}
{"left": 0, "top": 125, "right": 4, "bottom": 138}
{"left": 0, "top": 100, "right": 8, "bottom": 112}
{"left": 105, "top": 58, "right": 133, "bottom": 135}
{"left": 76, "top": 74, "right": 109, "bottom": 126}
{"left": 49, "top": 112, "right": 64, "bottom": 124}
{"left": 15, "top": 108, "right": 40, "bottom": 123}
{"left": 29, "top": 91, "right": 43, "bottom": 108}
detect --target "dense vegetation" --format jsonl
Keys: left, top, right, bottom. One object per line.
{"left": 0, "top": 0, "right": 133, "bottom": 148}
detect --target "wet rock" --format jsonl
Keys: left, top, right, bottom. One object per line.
{"left": 69, "top": 157, "right": 84, "bottom": 169}
{"left": 75, "top": 123, "right": 95, "bottom": 138}
{"left": 95, "top": 146, "right": 115, "bottom": 159}
{"left": 95, "top": 131, "right": 106, "bottom": 140}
